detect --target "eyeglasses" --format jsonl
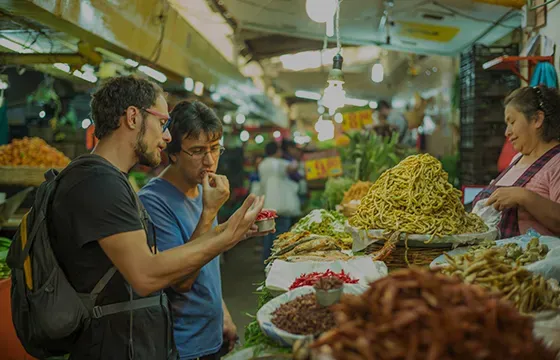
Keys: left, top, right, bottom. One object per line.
{"left": 142, "top": 108, "right": 171, "bottom": 132}
{"left": 182, "top": 146, "right": 225, "bottom": 159}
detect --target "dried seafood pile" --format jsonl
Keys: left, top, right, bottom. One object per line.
{"left": 310, "top": 268, "right": 557, "bottom": 360}
{"left": 442, "top": 245, "right": 560, "bottom": 314}
{"left": 266, "top": 232, "right": 349, "bottom": 264}
{"left": 271, "top": 294, "right": 335, "bottom": 336}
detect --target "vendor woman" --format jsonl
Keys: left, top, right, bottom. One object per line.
{"left": 473, "top": 86, "right": 560, "bottom": 238}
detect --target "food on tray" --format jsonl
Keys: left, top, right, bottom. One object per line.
{"left": 266, "top": 232, "right": 345, "bottom": 264}
{"left": 285, "top": 251, "right": 353, "bottom": 263}
{"left": 313, "top": 277, "right": 343, "bottom": 291}
{"left": 349, "top": 154, "right": 487, "bottom": 241}
{"left": 0, "top": 137, "right": 70, "bottom": 168}
{"left": 442, "top": 246, "right": 560, "bottom": 314}
{"left": 271, "top": 294, "right": 335, "bottom": 335}
{"left": 461, "top": 237, "right": 549, "bottom": 267}
{"left": 311, "top": 268, "right": 557, "bottom": 360}
{"left": 256, "top": 209, "right": 278, "bottom": 221}
{"left": 289, "top": 270, "right": 358, "bottom": 290}
{"left": 340, "top": 181, "right": 373, "bottom": 205}
{"left": 290, "top": 209, "right": 352, "bottom": 249}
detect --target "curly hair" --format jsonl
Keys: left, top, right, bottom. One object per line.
{"left": 90, "top": 75, "right": 164, "bottom": 139}
{"left": 167, "top": 101, "right": 223, "bottom": 156}
{"left": 504, "top": 86, "right": 560, "bottom": 142}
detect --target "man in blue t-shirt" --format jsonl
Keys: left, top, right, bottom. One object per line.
{"left": 139, "top": 101, "right": 271, "bottom": 360}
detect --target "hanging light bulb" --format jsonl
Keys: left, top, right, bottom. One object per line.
{"left": 371, "top": 63, "right": 384, "bottom": 83}
{"left": 334, "top": 113, "right": 343, "bottom": 123}
{"left": 306, "top": 0, "right": 337, "bottom": 23}
{"left": 315, "top": 113, "right": 335, "bottom": 141}
{"left": 321, "top": 53, "right": 346, "bottom": 113}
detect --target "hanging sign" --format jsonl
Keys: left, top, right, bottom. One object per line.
{"left": 303, "top": 149, "right": 343, "bottom": 181}
{"left": 341, "top": 109, "right": 373, "bottom": 132}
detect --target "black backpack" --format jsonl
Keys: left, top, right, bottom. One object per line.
{"left": 6, "top": 156, "right": 166, "bottom": 359}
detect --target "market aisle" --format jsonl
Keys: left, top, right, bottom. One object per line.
{"left": 221, "top": 237, "right": 265, "bottom": 343}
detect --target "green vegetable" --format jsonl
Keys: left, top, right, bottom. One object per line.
{"left": 323, "top": 177, "right": 354, "bottom": 210}
{"left": 291, "top": 209, "right": 348, "bottom": 238}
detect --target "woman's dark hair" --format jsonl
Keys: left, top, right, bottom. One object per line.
{"left": 167, "top": 101, "right": 223, "bottom": 156}
{"left": 265, "top": 142, "right": 279, "bottom": 156}
{"left": 90, "top": 75, "right": 164, "bottom": 139}
{"left": 504, "top": 86, "right": 560, "bottom": 142}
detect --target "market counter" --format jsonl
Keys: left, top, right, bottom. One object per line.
{"left": 0, "top": 279, "right": 36, "bottom": 360}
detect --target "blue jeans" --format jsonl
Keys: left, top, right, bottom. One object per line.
{"left": 262, "top": 216, "right": 292, "bottom": 264}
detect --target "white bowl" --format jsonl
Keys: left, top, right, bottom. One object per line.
{"left": 256, "top": 218, "right": 276, "bottom": 232}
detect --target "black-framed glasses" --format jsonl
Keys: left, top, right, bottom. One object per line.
{"left": 142, "top": 108, "right": 171, "bottom": 132}
{"left": 182, "top": 146, "right": 225, "bottom": 159}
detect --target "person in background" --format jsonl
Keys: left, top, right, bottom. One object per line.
{"left": 473, "top": 86, "right": 560, "bottom": 238}
{"left": 259, "top": 142, "right": 300, "bottom": 263}
{"left": 377, "top": 100, "right": 416, "bottom": 147}
{"left": 139, "top": 101, "right": 270, "bottom": 360}
{"left": 49, "top": 76, "right": 262, "bottom": 359}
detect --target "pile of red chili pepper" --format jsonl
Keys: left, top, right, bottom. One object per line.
{"left": 256, "top": 209, "right": 278, "bottom": 221}
{"left": 289, "top": 269, "right": 358, "bottom": 290}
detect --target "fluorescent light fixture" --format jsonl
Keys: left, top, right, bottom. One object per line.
{"left": 334, "top": 113, "right": 343, "bottom": 123}
{"left": 240, "top": 130, "right": 250, "bottom": 142}
{"left": 0, "top": 38, "right": 33, "bottom": 53}
{"left": 125, "top": 59, "right": 139, "bottom": 67}
{"left": 138, "top": 65, "right": 167, "bottom": 83}
{"left": 73, "top": 69, "right": 98, "bottom": 83}
{"left": 295, "top": 90, "right": 322, "bottom": 101}
{"left": 280, "top": 48, "right": 339, "bottom": 71}
{"left": 223, "top": 114, "right": 232, "bottom": 124}
{"left": 273, "top": 130, "right": 281, "bottom": 139}
{"left": 81, "top": 118, "right": 92, "bottom": 129}
{"left": 235, "top": 113, "right": 246, "bottom": 125}
{"left": 72, "top": 70, "right": 98, "bottom": 83}
{"left": 371, "top": 63, "right": 384, "bottom": 83}
{"left": 194, "top": 81, "right": 204, "bottom": 96}
{"left": 255, "top": 135, "right": 264, "bottom": 144}
{"left": 369, "top": 101, "right": 378, "bottom": 109}
{"left": 184, "top": 77, "right": 194, "bottom": 91}
{"left": 345, "top": 97, "right": 368, "bottom": 107}
{"left": 53, "top": 63, "right": 71, "bottom": 73}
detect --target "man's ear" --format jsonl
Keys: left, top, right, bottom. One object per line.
{"left": 124, "top": 106, "right": 141, "bottom": 130}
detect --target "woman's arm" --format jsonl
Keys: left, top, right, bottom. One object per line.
{"left": 520, "top": 190, "right": 560, "bottom": 234}
{"left": 487, "top": 187, "right": 560, "bottom": 235}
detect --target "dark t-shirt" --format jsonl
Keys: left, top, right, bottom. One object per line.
{"left": 49, "top": 155, "right": 175, "bottom": 360}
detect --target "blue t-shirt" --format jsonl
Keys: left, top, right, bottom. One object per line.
{"left": 139, "top": 178, "right": 223, "bottom": 360}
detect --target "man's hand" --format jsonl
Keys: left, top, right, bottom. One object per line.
{"left": 487, "top": 187, "right": 530, "bottom": 211}
{"left": 223, "top": 314, "right": 238, "bottom": 352}
{"left": 243, "top": 223, "right": 275, "bottom": 239}
{"left": 202, "top": 173, "right": 230, "bottom": 215}
{"left": 222, "top": 195, "right": 265, "bottom": 249}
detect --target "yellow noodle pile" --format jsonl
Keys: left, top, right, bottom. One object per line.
{"left": 349, "top": 154, "right": 487, "bottom": 240}
{"left": 341, "top": 181, "right": 373, "bottom": 205}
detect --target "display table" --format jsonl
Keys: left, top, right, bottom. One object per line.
{"left": 0, "top": 279, "right": 36, "bottom": 360}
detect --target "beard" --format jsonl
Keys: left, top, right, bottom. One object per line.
{"left": 134, "top": 120, "right": 161, "bottom": 167}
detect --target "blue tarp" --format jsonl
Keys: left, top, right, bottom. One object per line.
{"left": 529, "top": 61, "right": 558, "bottom": 88}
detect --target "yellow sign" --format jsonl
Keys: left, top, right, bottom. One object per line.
{"left": 398, "top": 22, "right": 460, "bottom": 43}
{"left": 342, "top": 109, "right": 373, "bottom": 132}
{"left": 305, "top": 156, "right": 343, "bottom": 181}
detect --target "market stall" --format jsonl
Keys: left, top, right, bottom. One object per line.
{"left": 228, "top": 151, "right": 560, "bottom": 359}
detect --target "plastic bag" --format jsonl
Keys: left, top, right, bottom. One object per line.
{"left": 472, "top": 199, "right": 501, "bottom": 230}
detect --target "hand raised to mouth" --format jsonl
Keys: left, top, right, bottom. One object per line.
{"left": 202, "top": 173, "right": 230, "bottom": 215}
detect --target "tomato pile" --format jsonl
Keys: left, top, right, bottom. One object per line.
{"left": 289, "top": 269, "right": 358, "bottom": 290}
{"left": 256, "top": 209, "right": 277, "bottom": 221}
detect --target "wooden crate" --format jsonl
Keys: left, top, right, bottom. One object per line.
{"left": 0, "top": 166, "right": 64, "bottom": 187}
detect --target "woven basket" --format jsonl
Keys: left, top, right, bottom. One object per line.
{"left": 365, "top": 242, "right": 450, "bottom": 271}
{"left": 0, "top": 166, "right": 63, "bottom": 187}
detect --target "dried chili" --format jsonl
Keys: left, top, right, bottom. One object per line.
{"left": 289, "top": 269, "right": 358, "bottom": 290}
{"left": 256, "top": 209, "right": 278, "bottom": 221}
